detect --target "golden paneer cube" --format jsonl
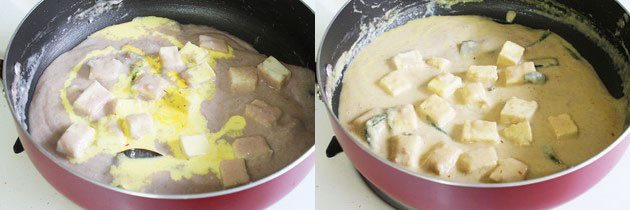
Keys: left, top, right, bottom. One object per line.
{"left": 457, "top": 82, "right": 488, "bottom": 106}
{"left": 500, "top": 97, "right": 538, "bottom": 124}
{"left": 220, "top": 159, "right": 250, "bottom": 188}
{"left": 180, "top": 62, "right": 216, "bottom": 87}
{"left": 199, "top": 35, "right": 229, "bottom": 53}
{"left": 466, "top": 65, "right": 498, "bottom": 83}
{"left": 425, "top": 143, "right": 462, "bottom": 176}
{"left": 497, "top": 41, "right": 525, "bottom": 66}
{"left": 504, "top": 61, "right": 536, "bottom": 85}
{"left": 416, "top": 94, "right": 456, "bottom": 127}
{"left": 257, "top": 56, "right": 291, "bottom": 90}
{"left": 244, "top": 99, "right": 282, "bottom": 127}
{"left": 352, "top": 108, "right": 385, "bottom": 130}
{"left": 113, "top": 99, "right": 147, "bottom": 117}
{"left": 427, "top": 73, "right": 462, "bottom": 97}
{"left": 388, "top": 135, "right": 423, "bottom": 169}
{"left": 489, "top": 158, "right": 528, "bottom": 182}
{"left": 461, "top": 120, "right": 500, "bottom": 144}
{"left": 378, "top": 70, "right": 412, "bottom": 96}
{"left": 426, "top": 57, "right": 451, "bottom": 71}
{"left": 501, "top": 121, "right": 533, "bottom": 146}
{"left": 228, "top": 67, "right": 258, "bottom": 94}
{"left": 232, "top": 136, "right": 273, "bottom": 159}
{"left": 386, "top": 104, "right": 420, "bottom": 136}
{"left": 458, "top": 147, "right": 498, "bottom": 173}
{"left": 548, "top": 114, "right": 579, "bottom": 140}
{"left": 392, "top": 50, "right": 424, "bottom": 70}
{"left": 179, "top": 42, "right": 208, "bottom": 65}
{"left": 180, "top": 135, "right": 211, "bottom": 158}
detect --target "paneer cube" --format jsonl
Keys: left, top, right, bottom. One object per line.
{"left": 387, "top": 135, "right": 423, "bottom": 169}
{"left": 73, "top": 81, "right": 115, "bottom": 120}
{"left": 466, "top": 65, "right": 498, "bottom": 83}
{"left": 126, "top": 113, "right": 153, "bottom": 139}
{"left": 501, "top": 121, "right": 533, "bottom": 146}
{"left": 461, "top": 120, "right": 500, "bottom": 144}
{"left": 352, "top": 108, "right": 384, "bottom": 130}
{"left": 378, "top": 70, "right": 412, "bottom": 96}
{"left": 113, "top": 99, "right": 146, "bottom": 117}
{"left": 504, "top": 61, "right": 536, "bottom": 85}
{"left": 425, "top": 143, "right": 462, "bottom": 176}
{"left": 392, "top": 50, "right": 424, "bottom": 70}
{"left": 500, "top": 97, "right": 538, "bottom": 124}
{"left": 56, "top": 122, "right": 96, "bottom": 159}
{"left": 180, "top": 134, "right": 211, "bottom": 158}
{"left": 228, "top": 67, "right": 258, "bottom": 93}
{"left": 179, "top": 42, "right": 208, "bottom": 65}
{"left": 257, "top": 56, "right": 292, "bottom": 89}
{"left": 458, "top": 147, "right": 498, "bottom": 173}
{"left": 427, "top": 73, "right": 462, "bottom": 97}
{"left": 220, "top": 159, "right": 250, "bottom": 188}
{"left": 457, "top": 82, "right": 488, "bottom": 105}
{"left": 180, "top": 62, "right": 216, "bottom": 86}
{"left": 232, "top": 136, "right": 273, "bottom": 159}
{"left": 244, "top": 99, "right": 282, "bottom": 127}
{"left": 87, "top": 57, "right": 125, "bottom": 83}
{"left": 548, "top": 114, "right": 578, "bottom": 140}
{"left": 365, "top": 114, "right": 390, "bottom": 154}
{"left": 159, "top": 46, "right": 186, "bottom": 73}
{"left": 200, "top": 35, "right": 229, "bottom": 53}
{"left": 97, "top": 120, "right": 126, "bottom": 146}
{"left": 426, "top": 57, "right": 451, "bottom": 71}
{"left": 132, "top": 74, "right": 164, "bottom": 100}
{"left": 489, "top": 158, "right": 528, "bottom": 182}
{"left": 497, "top": 41, "right": 525, "bottom": 66}
{"left": 386, "top": 104, "right": 419, "bottom": 136}
{"left": 416, "top": 94, "right": 456, "bottom": 127}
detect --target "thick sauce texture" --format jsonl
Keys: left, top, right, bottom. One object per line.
{"left": 339, "top": 16, "right": 625, "bottom": 183}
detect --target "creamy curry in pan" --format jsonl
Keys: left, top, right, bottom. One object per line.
{"left": 339, "top": 15, "right": 626, "bottom": 183}
{"left": 29, "top": 17, "right": 314, "bottom": 193}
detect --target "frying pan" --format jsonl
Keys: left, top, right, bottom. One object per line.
{"left": 318, "top": 0, "right": 630, "bottom": 209}
{"left": 2, "top": 0, "right": 314, "bottom": 209}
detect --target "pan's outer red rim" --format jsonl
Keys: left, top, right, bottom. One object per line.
{"left": 2, "top": 0, "right": 315, "bottom": 200}
{"left": 315, "top": 0, "right": 630, "bottom": 189}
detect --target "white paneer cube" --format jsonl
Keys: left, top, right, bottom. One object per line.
{"left": 87, "top": 57, "right": 125, "bottom": 83}
{"left": 392, "top": 50, "right": 424, "bottom": 70}
{"left": 126, "top": 113, "right": 153, "bottom": 139}
{"left": 352, "top": 108, "right": 384, "bottom": 130}
{"left": 180, "top": 62, "right": 216, "bottom": 87}
{"left": 232, "top": 136, "right": 273, "bottom": 159}
{"left": 427, "top": 73, "right": 462, "bottom": 97}
{"left": 180, "top": 134, "right": 211, "bottom": 158}
{"left": 114, "top": 99, "right": 146, "bottom": 117}
{"left": 425, "top": 143, "right": 462, "bottom": 176}
{"left": 458, "top": 147, "right": 498, "bottom": 173}
{"left": 56, "top": 122, "right": 96, "bottom": 159}
{"left": 159, "top": 46, "right": 186, "bottom": 73}
{"left": 132, "top": 74, "right": 164, "bottom": 100}
{"left": 257, "top": 56, "right": 292, "bottom": 90}
{"left": 179, "top": 42, "right": 209, "bottom": 65}
{"left": 417, "top": 94, "right": 456, "bottom": 127}
{"left": 497, "top": 41, "right": 525, "bottom": 66}
{"left": 365, "top": 113, "right": 390, "bottom": 154}
{"left": 200, "top": 35, "right": 229, "bottom": 53}
{"left": 220, "top": 159, "right": 250, "bottom": 188}
{"left": 387, "top": 135, "right": 423, "bottom": 169}
{"left": 466, "top": 65, "right": 498, "bottom": 83}
{"left": 461, "top": 120, "right": 500, "bottom": 144}
{"left": 501, "top": 121, "right": 533, "bottom": 146}
{"left": 426, "top": 57, "right": 451, "bottom": 71}
{"left": 378, "top": 70, "right": 412, "bottom": 96}
{"left": 244, "top": 99, "right": 282, "bottom": 127}
{"left": 548, "top": 114, "right": 578, "bottom": 140}
{"left": 73, "top": 81, "right": 115, "bottom": 120}
{"left": 386, "top": 104, "right": 419, "bottom": 136}
{"left": 500, "top": 97, "right": 538, "bottom": 124}
{"left": 457, "top": 82, "right": 488, "bottom": 105}
{"left": 489, "top": 158, "right": 528, "bottom": 182}
{"left": 97, "top": 120, "right": 126, "bottom": 146}
{"left": 228, "top": 67, "right": 258, "bottom": 93}
{"left": 504, "top": 61, "right": 536, "bottom": 85}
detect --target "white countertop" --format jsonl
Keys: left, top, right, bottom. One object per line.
{"left": 0, "top": 0, "right": 314, "bottom": 209}
{"left": 314, "top": 0, "right": 630, "bottom": 209}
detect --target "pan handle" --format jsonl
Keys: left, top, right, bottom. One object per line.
{"left": 1, "top": 59, "right": 23, "bottom": 154}
{"left": 326, "top": 136, "right": 343, "bottom": 158}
